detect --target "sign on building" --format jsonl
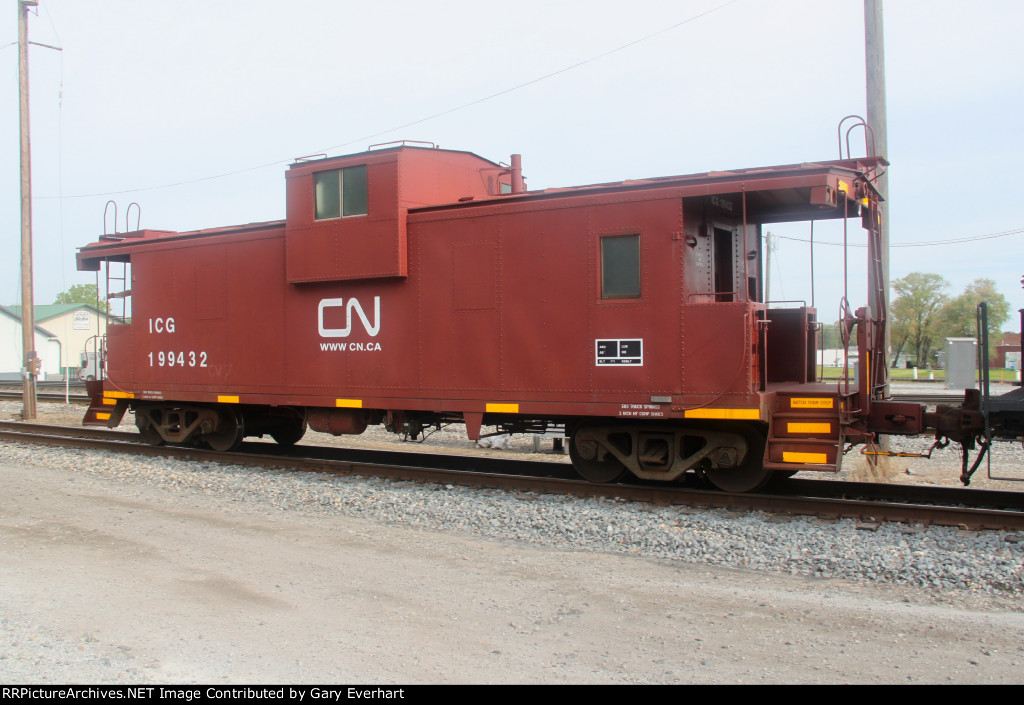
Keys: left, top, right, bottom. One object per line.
{"left": 72, "top": 310, "right": 90, "bottom": 330}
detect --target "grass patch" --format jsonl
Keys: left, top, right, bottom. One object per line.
{"left": 815, "top": 366, "right": 1021, "bottom": 382}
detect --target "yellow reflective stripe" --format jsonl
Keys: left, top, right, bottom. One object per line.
{"left": 790, "top": 397, "right": 834, "bottom": 409}
{"left": 486, "top": 403, "right": 519, "bottom": 413}
{"left": 838, "top": 179, "right": 850, "bottom": 194}
{"left": 683, "top": 408, "right": 760, "bottom": 420}
{"left": 102, "top": 398, "right": 117, "bottom": 406}
{"left": 105, "top": 391, "right": 134, "bottom": 399}
{"left": 787, "top": 422, "right": 832, "bottom": 434}
{"left": 782, "top": 451, "right": 828, "bottom": 464}
{"left": 866, "top": 351, "right": 871, "bottom": 393}
{"left": 335, "top": 399, "right": 363, "bottom": 408}
{"left": 218, "top": 395, "right": 239, "bottom": 404}
{"left": 96, "top": 412, "right": 111, "bottom": 421}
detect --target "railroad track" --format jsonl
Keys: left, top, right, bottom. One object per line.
{"left": 0, "top": 387, "right": 1002, "bottom": 409}
{"left": 0, "top": 382, "right": 86, "bottom": 393}
{"left": 889, "top": 393, "right": 974, "bottom": 405}
{"left": 2, "top": 421, "right": 1023, "bottom": 531}
{"left": 0, "top": 391, "right": 91, "bottom": 404}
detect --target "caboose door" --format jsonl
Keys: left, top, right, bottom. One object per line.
{"left": 710, "top": 221, "right": 761, "bottom": 304}
{"left": 711, "top": 225, "right": 736, "bottom": 302}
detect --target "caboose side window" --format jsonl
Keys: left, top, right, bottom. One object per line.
{"left": 314, "top": 165, "right": 368, "bottom": 220}
{"left": 601, "top": 235, "right": 640, "bottom": 299}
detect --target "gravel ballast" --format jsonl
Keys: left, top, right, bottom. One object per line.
{"left": 1, "top": 438, "right": 1021, "bottom": 598}
{"left": 4, "top": 419, "right": 1024, "bottom": 683}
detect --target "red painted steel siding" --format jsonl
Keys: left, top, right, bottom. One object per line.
{"left": 115, "top": 231, "right": 287, "bottom": 395}
{"left": 80, "top": 153, "right": 894, "bottom": 427}
{"left": 103, "top": 189, "right": 762, "bottom": 414}
{"left": 285, "top": 154, "right": 406, "bottom": 282}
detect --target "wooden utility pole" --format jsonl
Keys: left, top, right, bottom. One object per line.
{"left": 19, "top": 0, "right": 39, "bottom": 420}
{"left": 865, "top": 0, "right": 892, "bottom": 467}
{"left": 865, "top": 0, "right": 890, "bottom": 380}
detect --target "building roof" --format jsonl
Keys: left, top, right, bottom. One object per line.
{"left": 5, "top": 303, "right": 107, "bottom": 323}
{"left": 0, "top": 305, "right": 59, "bottom": 338}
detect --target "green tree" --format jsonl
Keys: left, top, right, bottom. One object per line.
{"left": 889, "top": 273, "right": 948, "bottom": 367}
{"left": 938, "top": 278, "right": 1010, "bottom": 337}
{"left": 937, "top": 278, "right": 1011, "bottom": 358}
{"left": 817, "top": 321, "right": 841, "bottom": 350}
{"left": 53, "top": 283, "right": 99, "bottom": 305}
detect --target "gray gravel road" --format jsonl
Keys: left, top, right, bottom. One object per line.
{"left": 1, "top": 441, "right": 1023, "bottom": 684}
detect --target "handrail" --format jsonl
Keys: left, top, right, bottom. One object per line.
{"left": 977, "top": 302, "right": 991, "bottom": 434}
{"left": 369, "top": 140, "right": 437, "bottom": 151}
{"left": 126, "top": 202, "right": 141, "bottom": 232}
{"left": 836, "top": 115, "right": 877, "bottom": 159}
{"left": 103, "top": 200, "right": 118, "bottom": 235}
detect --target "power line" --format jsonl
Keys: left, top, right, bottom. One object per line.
{"left": 774, "top": 226, "right": 1024, "bottom": 248}
{"left": 38, "top": 0, "right": 743, "bottom": 200}
{"left": 891, "top": 227, "right": 1024, "bottom": 247}
{"left": 314, "top": 0, "right": 743, "bottom": 157}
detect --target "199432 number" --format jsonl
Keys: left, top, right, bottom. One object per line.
{"left": 148, "top": 350, "right": 208, "bottom": 368}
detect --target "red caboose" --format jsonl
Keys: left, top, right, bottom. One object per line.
{"left": 78, "top": 143, "right": 893, "bottom": 491}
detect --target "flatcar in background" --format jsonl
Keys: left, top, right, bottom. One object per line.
{"left": 77, "top": 141, "right": 1002, "bottom": 491}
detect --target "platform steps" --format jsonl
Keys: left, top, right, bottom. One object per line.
{"left": 764, "top": 392, "right": 846, "bottom": 473}
{"left": 82, "top": 380, "right": 122, "bottom": 427}
{"left": 82, "top": 396, "right": 115, "bottom": 427}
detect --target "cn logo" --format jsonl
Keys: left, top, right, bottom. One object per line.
{"left": 318, "top": 297, "right": 381, "bottom": 337}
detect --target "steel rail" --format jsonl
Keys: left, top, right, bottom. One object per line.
{"left": 889, "top": 393, "right": 965, "bottom": 405}
{"left": 0, "top": 391, "right": 91, "bottom": 404}
{"left": 0, "top": 382, "right": 86, "bottom": 394}
{"left": 1, "top": 422, "right": 1023, "bottom": 531}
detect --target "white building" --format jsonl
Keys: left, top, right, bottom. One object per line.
{"left": 4, "top": 304, "right": 110, "bottom": 379}
{"left": 0, "top": 307, "right": 62, "bottom": 381}
{"left": 818, "top": 348, "right": 859, "bottom": 368}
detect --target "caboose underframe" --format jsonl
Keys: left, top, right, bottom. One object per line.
{"left": 78, "top": 145, "right": 969, "bottom": 492}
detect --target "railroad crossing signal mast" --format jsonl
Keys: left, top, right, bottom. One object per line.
{"left": 18, "top": 0, "right": 39, "bottom": 420}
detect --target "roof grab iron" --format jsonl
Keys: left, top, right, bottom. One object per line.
{"left": 103, "top": 200, "right": 142, "bottom": 237}
{"left": 103, "top": 200, "right": 118, "bottom": 236}
{"left": 368, "top": 140, "right": 438, "bottom": 151}
{"left": 126, "top": 202, "right": 141, "bottom": 233}
{"left": 837, "top": 115, "right": 877, "bottom": 160}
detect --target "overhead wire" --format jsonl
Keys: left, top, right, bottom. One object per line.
{"left": 39, "top": 0, "right": 68, "bottom": 304}
{"left": 774, "top": 226, "right": 1024, "bottom": 249}
{"left": 37, "top": 0, "right": 744, "bottom": 200}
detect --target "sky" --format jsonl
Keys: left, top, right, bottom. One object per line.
{"left": 2, "top": 0, "right": 1023, "bottom": 334}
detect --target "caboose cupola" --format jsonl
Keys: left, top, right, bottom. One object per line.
{"left": 283, "top": 144, "right": 510, "bottom": 283}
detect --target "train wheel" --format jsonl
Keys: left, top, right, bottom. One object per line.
{"left": 136, "top": 419, "right": 164, "bottom": 446}
{"left": 271, "top": 416, "right": 307, "bottom": 447}
{"left": 703, "top": 425, "right": 771, "bottom": 493}
{"left": 569, "top": 427, "right": 627, "bottom": 483}
{"left": 204, "top": 408, "right": 244, "bottom": 452}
